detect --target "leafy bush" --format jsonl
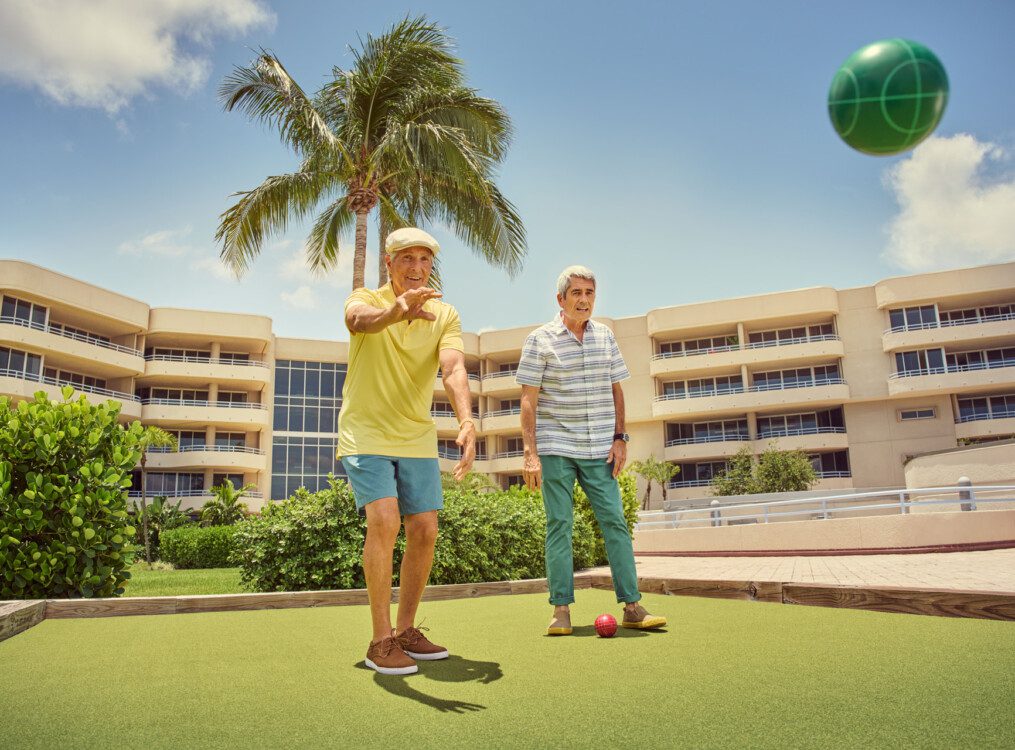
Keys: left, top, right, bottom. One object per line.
{"left": 129, "top": 495, "right": 194, "bottom": 560}
{"left": 159, "top": 525, "right": 239, "bottom": 569}
{"left": 234, "top": 473, "right": 639, "bottom": 593}
{"left": 0, "top": 388, "right": 141, "bottom": 598}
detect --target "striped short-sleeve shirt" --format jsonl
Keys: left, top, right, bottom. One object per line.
{"left": 515, "top": 315, "right": 630, "bottom": 459}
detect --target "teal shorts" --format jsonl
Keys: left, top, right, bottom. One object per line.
{"left": 340, "top": 454, "right": 443, "bottom": 516}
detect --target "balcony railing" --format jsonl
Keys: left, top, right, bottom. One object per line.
{"left": 655, "top": 384, "right": 745, "bottom": 401}
{"left": 140, "top": 398, "right": 266, "bottom": 410}
{"left": 816, "top": 470, "right": 851, "bottom": 479}
{"left": 666, "top": 478, "right": 714, "bottom": 488}
{"left": 1, "top": 314, "right": 142, "bottom": 356}
{"left": 128, "top": 489, "right": 264, "bottom": 499}
{"left": 652, "top": 343, "right": 739, "bottom": 360}
{"left": 492, "top": 450, "right": 525, "bottom": 460}
{"left": 483, "top": 368, "right": 519, "bottom": 380}
{"left": 484, "top": 407, "right": 522, "bottom": 418}
{"left": 0, "top": 367, "right": 140, "bottom": 401}
{"left": 748, "top": 377, "right": 845, "bottom": 392}
{"left": 885, "top": 311, "right": 1015, "bottom": 335}
{"left": 746, "top": 334, "right": 840, "bottom": 349}
{"left": 666, "top": 433, "right": 749, "bottom": 446}
{"left": 148, "top": 445, "right": 266, "bottom": 455}
{"left": 145, "top": 353, "right": 268, "bottom": 368}
{"left": 438, "top": 447, "right": 490, "bottom": 461}
{"left": 756, "top": 426, "right": 846, "bottom": 439}
{"left": 889, "top": 359, "right": 1015, "bottom": 379}
{"left": 956, "top": 409, "right": 1015, "bottom": 424}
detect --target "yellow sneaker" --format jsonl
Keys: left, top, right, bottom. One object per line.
{"left": 546, "top": 610, "right": 572, "bottom": 636}
{"left": 621, "top": 603, "right": 667, "bottom": 630}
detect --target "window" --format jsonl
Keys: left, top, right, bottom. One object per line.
{"left": 217, "top": 391, "right": 248, "bottom": 404}
{"left": 808, "top": 450, "right": 851, "bottom": 476}
{"left": 215, "top": 432, "right": 247, "bottom": 448}
{"left": 0, "top": 346, "right": 43, "bottom": 379}
{"left": 270, "top": 435, "right": 345, "bottom": 499}
{"left": 273, "top": 360, "right": 346, "bottom": 434}
{"left": 1, "top": 295, "right": 48, "bottom": 329}
{"left": 894, "top": 349, "right": 944, "bottom": 375}
{"left": 503, "top": 436, "right": 525, "bottom": 455}
{"left": 888, "top": 305, "right": 937, "bottom": 332}
{"left": 899, "top": 408, "right": 936, "bottom": 421}
{"left": 213, "top": 473, "right": 245, "bottom": 489}
{"left": 498, "top": 362, "right": 519, "bottom": 373}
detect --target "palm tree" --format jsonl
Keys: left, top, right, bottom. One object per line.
{"left": 630, "top": 456, "right": 680, "bottom": 510}
{"left": 201, "top": 479, "right": 255, "bottom": 526}
{"left": 137, "top": 426, "right": 178, "bottom": 564}
{"left": 216, "top": 15, "right": 526, "bottom": 290}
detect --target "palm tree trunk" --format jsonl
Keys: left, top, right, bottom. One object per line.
{"left": 378, "top": 212, "right": 390, "bottom": 287}
{"left": 140, "top": 454, "right": 152, "bottom": 565}
{"left": 353, "top": 208, "right": 369, "bottom": 289}
{"left": 642, "top": 483, "right": 651, "bottom": 511}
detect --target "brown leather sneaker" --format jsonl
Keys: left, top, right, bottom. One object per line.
{"left": 622, "top": 603, "right": 667, "bottom": 630}
{"left": 546, "top": 609, "right": 572, "bottom": 636}
{"left": 365, "top": 634, "right": 418, "bottom": 675}
{"left": 396, "top": 626, "right": 449, "bottom": 661}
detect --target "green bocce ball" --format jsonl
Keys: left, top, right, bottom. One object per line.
{"left": 828, "top": 38, "right": 949, "bottom": 156}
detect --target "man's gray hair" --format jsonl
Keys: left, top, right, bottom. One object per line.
{"left": 556, "top": 265, "right": 596, "bottom": 297}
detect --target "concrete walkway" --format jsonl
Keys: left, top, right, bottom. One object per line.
{"left": 580, "top": 548, "right": 1015, "bottom": 592}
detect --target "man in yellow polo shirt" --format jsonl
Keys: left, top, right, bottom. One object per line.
{"left": 339, "top": 227, "right": 476, "bottom": 676}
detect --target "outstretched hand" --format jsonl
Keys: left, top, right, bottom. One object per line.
{"left": 395, "top": 288, "right": 442, "bottom": 322}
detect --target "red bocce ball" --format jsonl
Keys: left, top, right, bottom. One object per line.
{"left": 595, "top": 613, "right": 618, "bottom": 638}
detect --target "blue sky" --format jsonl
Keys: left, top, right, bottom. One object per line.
{"left": 1, "top": 1, "right": 1014, "bottom": 340}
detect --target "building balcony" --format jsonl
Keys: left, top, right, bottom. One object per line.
{"left": 954, "top": 410, "right": 1015, "bottom": 442}
{"left": 431, "top": 411, "right": 461, "bottom": 434}
{"left": 652, "top": 380, "right": 850, "bottom": 420}
{"left": 754, "top": 426, "right": 849, "bottom": 452}
{"left": 486, "top": 450, "right": 525, "bottom": 474}
{"left": 481, "top": 369, "right": 520, "bottom": 397}
{"left": 143, "top": 445, "right": 267, "bottom": 472}
{"left": 650, "top": 335, "right": 843, "bottom": 379}
{"left": 664, "top": 435, "right": 750, "bottom": 462}
{"left": 127, "top": 488, "right": 264, "bottom": 511}
{"left": 882, "top": 313, "right": 1015, "bottom": 352}
{"left": 0, "top": 316, "right": 144, "bottom": 376}
{"left": 887, "top": 360, "right": 1015, "bottom": 398}
{"left": 481, "top": 408, "right": 521, "bottom": 435}
{"left": 139, "top": 399, "right": 271, "bottom": 430}
{"left": 0, "top": 368, "right": 142, "bottom": 419}
{"left": 140, "top": 354, "right": 271, "bottom": 389}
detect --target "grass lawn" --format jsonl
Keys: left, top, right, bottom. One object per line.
{"left": 124, "top": 565, "right": 244, "bottom": 597}
{"left": 2, "top": 589, "right": 1014, "bottom": 748}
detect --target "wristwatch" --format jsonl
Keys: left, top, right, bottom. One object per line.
{"left": 613, "top": 432, "right": 630, "bottom": 442}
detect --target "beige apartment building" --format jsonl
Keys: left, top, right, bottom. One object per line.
{"left": 2, "top": 259, "right": 1013, "bottom": 511}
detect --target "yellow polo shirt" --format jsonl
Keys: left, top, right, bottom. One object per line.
{"left": 338, "top": 283, "right": 464, "bottom": 458}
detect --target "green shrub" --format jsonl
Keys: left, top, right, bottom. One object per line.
{"left": 0, "top": 388, "right": 141, "bottom": 598}
{"left": 129, "top": 495, "right": 194, "bottom": 560}
{"left": 160, "top": 525, "right": 239, "bottom": 569}
{"left": 234, "top": 475, "right": 633, "bottom": 593}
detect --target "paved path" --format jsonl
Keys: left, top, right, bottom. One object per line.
{"left": 579, "top": 548, "right": 1015, "bottom": 592}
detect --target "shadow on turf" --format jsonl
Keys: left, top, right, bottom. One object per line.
{"left": 560, "top": 625, "right": 668, "bottom": 638}
{"left": 355, "top": 655, "right": 503, "bottom": 714}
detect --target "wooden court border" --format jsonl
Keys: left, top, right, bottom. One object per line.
{"left": 3, "top": 574, "right": 1013, "bottom": 643}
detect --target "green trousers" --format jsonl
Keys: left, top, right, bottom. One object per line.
{"left": 540, "top": 454, "right": 641, "bottom": 606}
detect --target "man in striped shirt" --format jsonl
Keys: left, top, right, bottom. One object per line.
{"left": 517, "top": 265, "right": 666, "bottom": 636}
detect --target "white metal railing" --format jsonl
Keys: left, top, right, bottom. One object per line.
{"left": 492, "top": 450, "right": 525, "bottom": 460}
{"left": 140, "top": 398, "right": 266, "bottom": 410}
{"left": 956, "top": 409, "right": 1015, "bottom": 424}
{"left": 484, "top": 408, "right": 522, "bottom": 418}
{"left": 890, "top": 359, "right": 1015, "bottom": 379}
{"left": 148, "top": 445, "right": 265, "bottom": 455}
{"left": 652, "top": 342, "right": 740, "bottom": 360}
{"left": 127, "top": 489, "right": 264, "bottom": 499}
{"left": 756, "top": 426, "right": 846, "bottom": 438}
{"left": 145, "top": 353, "right": 268, "bottom": 368}
{"left": 635, "top": 484, "right": 1015, "bottom": 530}
{"left": 749, "top": 377, "right": 845, "bottom": 392}
{"left": 0, "top": 315, "right": 143, "bottom": 356}
{"left": 666, "top": 433, "right": 749, "bottom": 446}
{"left": 666, "top": 478, "right": 715, "bottom": 488}
{"left": 884, "top": 311, "right": 1015, "bottom": 335}
{"left": 483, "top": 368, "right": 519, "bottom": 380}
{"left": 655, "top": 384, "right": 745, "bottom": 401}
{"left": 746, "top": 334, "right": 840, "bottom": 349}
{"left": 0, "top": 367, "right": 140, "bottom": 401}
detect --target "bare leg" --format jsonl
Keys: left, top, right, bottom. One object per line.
{"left": 363, "top": 497, "right": 402, "bottom": 642}
{"left": 395, "top": 510, "right": 438, "bottom": 634}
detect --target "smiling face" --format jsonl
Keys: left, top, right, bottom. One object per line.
{"left": 557, "top": 275, "right": 596, "bottom": 325}
{"left": 386, "top": 247, "right": 434, "bottom": 295}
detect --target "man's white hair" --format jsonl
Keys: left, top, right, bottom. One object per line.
{"left": 556, "top": 265, "right": 596, "bottom": 297}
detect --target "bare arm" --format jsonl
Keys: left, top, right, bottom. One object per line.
{"left": 345, "top": 288, "right": 442, "bottom": 334}
{"left": 439, "top": 348, "right": 475, "bottom": 481}
{"left": 606, "top": 381, "right": 627, "bottom": 478}
{"left": 521, "top": 385, "right": 541, "bottom": 490}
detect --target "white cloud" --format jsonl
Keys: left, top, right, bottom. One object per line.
{"left": 0, "top": 0, "right": 275, "bottom": 114}
{"left": 190, "top": 255, "right": 237, "bottom": 281}
{"left": 118, "top": 226, "right": 194, "bottom": 257}
{"left": 280, "top": 285, "right": 319, "bottom": 310}
{"left": 882, "top": 134, "right": 1015, "bottom": 272}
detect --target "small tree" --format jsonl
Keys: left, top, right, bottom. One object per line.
{"left": 710, "top": 447, "right": 757, "bottom": 496}
{"left": 137, "top": 426, "right": 178, "bottom": 564}
{"left": 711, "top": 443, "right": 818, "bottom": 496}
{"left": 201, "top": 479, "right": 255, "bottom": 526}
{"left": 629, "top": 456, "right": 680, "bottom": 510}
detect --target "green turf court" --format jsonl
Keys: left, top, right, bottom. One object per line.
{"left": 2, "top": 589, "right": 1013, "bottom": 749}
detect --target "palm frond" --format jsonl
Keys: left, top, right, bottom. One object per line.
{"left": 305, "top": 196, "right": 357, "bottom": 274}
